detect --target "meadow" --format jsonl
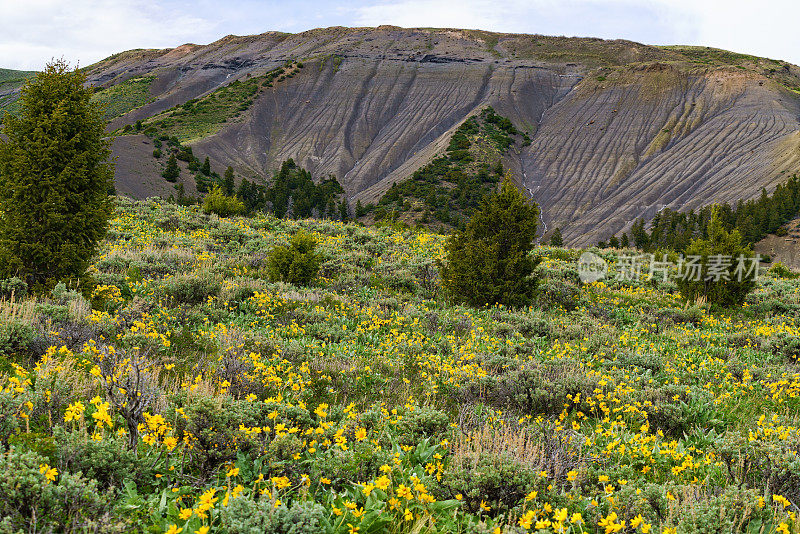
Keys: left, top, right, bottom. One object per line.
{"left": 2, "top": 197, "right": 800, "bottom": 533}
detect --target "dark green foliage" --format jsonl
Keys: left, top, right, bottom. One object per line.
{"left": 0, "top": 277, "right": 27, "bottom": 299}
{"left": 222, "top": 166, "right": 235, "bottom": 195}
{"left": 201, "top": 156, "right": 211, "bottom": 177}
{"left": 196, "top": 173, "right": 211, "bottom": 193}
{"left": 394, "top": 407, "right": 449, "bottom": 446}
{"left": 162, "top": 153, "right": 180, "bottom": 182}
{"left": 376, "top": 107, "right": 523, "bottom": 226}
{"left": 171, "top": 395, "right": 258, "bottom": 476}
{"left": 0, "top": 446, "right": 118, "bottom": 532}
{"left": 675, "top": 208, "right": 757, "bottom": 307}
{"left": 631, "top": 174, "right": 800, "bottom": 252}
{"left": 355, "top": 199, "right": 366, "bottom": 218}
{"left": 266, "top": 159, "right": 345, "bottom": 219}
{"left": 163, "top": 270, "right": 221, "bottom": 305}
{"left": 440, "top": 178, "right": 541, "bottom": 307}
{"left": 152, "top": 148, "right": 161, "bottom": 159}
{"left": 441, "top": 450, "right": 537, "bottom": 515}
{"left": 54, "top": 429, "right": 151, "bottom": 490}
{"left": 0, "top": 60, "right": 114, "bottom": 289}
{"left": 266, "top": 231, "right": 322, "bottom": 286}
{"left": 479, "top": 106, "right": 520, "bottom": 150}
{"left": 549, "top": 227, "right": 563, "bottom": 246}
{"left": 237, "top": 178, "right": 267, "bottom": 214}
{"left": 203, "top": 185, "right": 245, "bottom": 217}
{"left": 176, "top": 145, "right": 194, "bottom": 162}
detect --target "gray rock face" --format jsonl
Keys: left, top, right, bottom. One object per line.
{"left": 86, "top": 27, "right": 800, "bottom": 245}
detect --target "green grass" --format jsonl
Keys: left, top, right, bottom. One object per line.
{"left": 90, "top": 75, "right": 156, "bottom": 120}
{"left": 661, "top": 45, "right": 765, "bottom": 66}
{"left": 0, "top": 68, "right": 36, "bottom": 85}
{"left": 0, "top": 68, "right": 36, "bottom": 121}
{"left": 138, "top": 62, "right": 301, "bottom": 142}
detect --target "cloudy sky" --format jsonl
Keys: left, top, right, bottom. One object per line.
{"left": 1, "top": 0, "right": 798, "bottom": 70}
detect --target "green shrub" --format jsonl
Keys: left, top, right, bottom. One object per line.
{"left": 202, "top": 185, "right": 245, "bottom": 217}
{"left": 266, "top": 231, "right": 322, "bottom": 286}
{"left": 440, "top": 177, "right": 541, "bottom": 308}
{"left": 0, "top": 277, "right": 27, "bottom": 299}
{"left": 535, "top": 276, "right": 583, "bottom": 311}
{"left": 440, "top": 450, "right": 537, "bottom": 515}
{"left": 463, "top": 359, "right": 598, "bottom": 417}
{"left": 220, "top": 496, "right": 326, "bottom": 534}
{"left": 394, "top": 407, "right": 450, "bottom": 446}
{"left": 171, "top": 394, "right": 258, "bottom": 477}
{"left": 0, "top": 446, "right": 122, "bottom": 532}
{"left": 163, "top": 270, "right": 221, "bottom": 305}
{"left": 54, "top": 428, "right": 151, "bottom": 490}
{"left": 769, "top": 262, "right": 798, "bottom": 279}
{"left": 676, "top": 208, "right": 756, "bottom": 307}
{"left": 162, "top": 153, "right": 180, "bottom": 182}
{"left": 0, "top": 61, "right": 114, "bottom": 291}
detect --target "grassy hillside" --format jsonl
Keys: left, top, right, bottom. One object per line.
{"left": 91, "top": 75, "right": 156, "bottom": 120}
{"left": 0, "top": 68, "right": 36, "bottom": 119}
{"left": 2, "top": 198, "right": 800, "bottom": 532}
{"left": 136, "top": 62, "right": 303, "bottom": 142}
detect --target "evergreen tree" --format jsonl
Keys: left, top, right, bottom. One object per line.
{"left": 440, "top": 175, "right": 541, "bottom": 307}
{"left": 676, "top": 207, "right": 756, "bottom": 307}
{"left": 162, "top": 154, "right": 180, "bottom": 182}
{"left": 195, "top": 173, "right": 210, "bottom": 193}
{"left": 223, "top": 166, "right": 235, "bottom": 195}
{"left": 201, "top": 157, "right": 211, "bottom": 177}
{"left": 631, "top": 219, "right": 649, "bottom": 250}
{"left": 266, "top": 231, "right": 322, "bottom": 286}
{"left": 620, "top": 232, "right": 630, "bottom": 248}
{"left": 0, "top": 60, "right": 114, "bottom": 289}
{"left": 550, "top": 227, "right": 563, "bottom": 247}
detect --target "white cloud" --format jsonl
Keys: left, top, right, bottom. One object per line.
{"left": 0, "top": 0, "right": 215, "bottom": 69}
{"left": 647, "top": 0, "right": 800, "bottom": 63}
{"left": 1, "top": 0, "right": 798, "bottom": 70}
{"left": 352, "top": 0, "right": 800, "bottom": 65}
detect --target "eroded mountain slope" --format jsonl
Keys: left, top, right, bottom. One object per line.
{"left": 7, "top": 27, "right": 800, "bottom": 244}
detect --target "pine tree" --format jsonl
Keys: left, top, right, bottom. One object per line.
{"left": 162, "top": 154, "right": 180, "bottom": 182}
{"left": 676, "top": 207, "right": 756, "bottom": 307}
{"left": 620, "top": 233, "right": 629, "bottom": 248}
{"left": 631, "top": 219, "right": 649, "bottom": 250}
{"left": 223, "top": 166, "right": 235, "bottom": 196}
{"left": 440, "top": 174, "right": 541, "bottom": 307}
{"left": 0, "top": 60, "right": 114, "bottom": 289}
{"left": 550, "top": 227, "right": 563, "bottom": 246}
{"left": 201, "top": 157, "right": 211, "bottom": 177}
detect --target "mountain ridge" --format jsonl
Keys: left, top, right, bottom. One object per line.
{"left": 3, "top": 27, "right": 800, "bottom": 245}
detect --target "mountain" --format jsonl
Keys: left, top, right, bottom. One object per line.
{"left": 3, "top": 27, "right": 800, "bottom": 245}
{"left": 0, "top": 68, "right": 36, "bottom": 118}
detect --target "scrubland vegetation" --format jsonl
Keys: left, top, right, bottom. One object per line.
{"left": 2, "top": 197, "right": 800, "bottom": 533}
